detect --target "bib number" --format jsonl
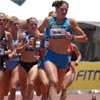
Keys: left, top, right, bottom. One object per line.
{"left": 0, "top": 47, "right": 4, "bottom": 56}
{"left": 50, "top": 28, "right": 65, "bottom": 36}
{"left": 44, "top": 39, "right": 49, "bottom": 48}
{"left": 50, "top": 27, "right": 66, "bottom": 39}
{"left": 36, "top": 41, "right": 41, "bottom": 48}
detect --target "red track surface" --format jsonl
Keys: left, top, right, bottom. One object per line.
{"left": 4, "top": 94, "right": 100, "bottom": 100}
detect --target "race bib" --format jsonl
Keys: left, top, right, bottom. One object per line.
{"left": 0, "top": 47, "right": 4, "bottom": 56}
{"left": 50, "top": 28, "right": 66, "bottom": 36}
{"left": 50, "top": 26, "right": 66, "bottom": 39}
{"left": 44, "top": 39, "right": 49, "bottom": 48}
{"left": 36, "top": 41, "right": 41, "bottom": 48}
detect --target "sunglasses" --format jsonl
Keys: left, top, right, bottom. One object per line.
{"left": 0, "top": 18, "right": 6, "bottom": 22}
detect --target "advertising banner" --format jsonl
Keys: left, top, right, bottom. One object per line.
{"left": 68, "top": 62, "right": 100, "bottom": 90}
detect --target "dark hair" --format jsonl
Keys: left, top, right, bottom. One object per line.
{"left": 52, "top": 0, "right": 69, "bottom": 8}
{"left": 27, "top": 17, "right": 37, "bottom": 24}
{"left": 48, "top": 11, "right": 54, "bottom": 16}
